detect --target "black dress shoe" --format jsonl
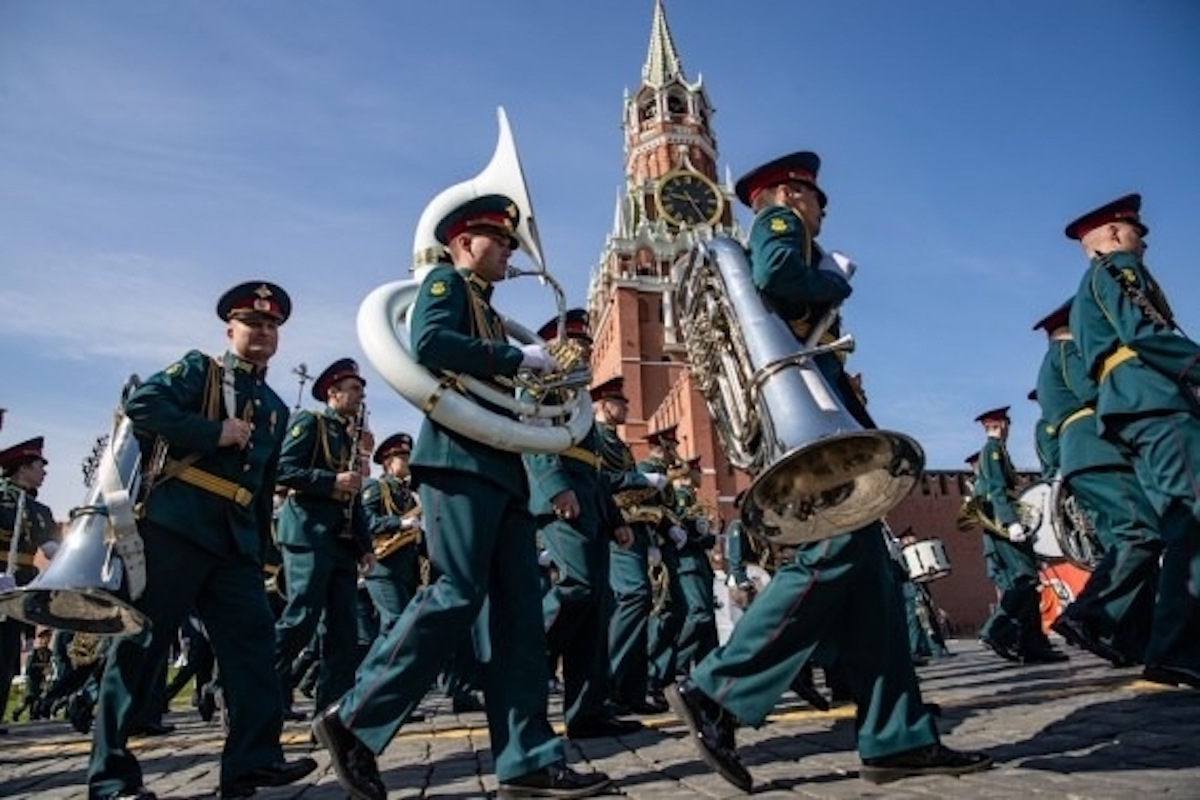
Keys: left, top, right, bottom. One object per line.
{"left": 860, "top": 743, "right": 993, "bottom": 784}
{"left": 452, "top": 691, "right": 485, "bottom": 713}
{"left": 198, "top": 684, "right": 218, "bottom": 722}
{"left": 1143, "top": 663, "right": 1200, "bottom": 689}
{"left": 219, "top": 757, "right": 317, "bottom": 798}
{"left": 130, "top": 721, "right": 176, "bottom": 737}
{"left": 1051, "top": 616, "right": 1134, "bottom": 667}
{"left": 105, "top": 787, "right": 157, "bottom": 800}
{"left": 311, "top": 706, "right": 386, "bottom": 800}
{"left": 497, "top": 763, "right": 611, "bottom": 799}
{"left": 979, "top": 636, "right": 1021, "bottom": 663}
{"left": 789, "top": 676, "right": 830, "bottom": 712}
{"left": 664, "top": 682, "right": 751, "bottom": 792}
{"left": 281, "top": 706, "right": 309, "bottom": 722}
{"left": 612, "top": 693, "right": 667, "bottom": 715}
{"left": 566, "top": 715, "right": 645, "bottom": 739}
{"left": 1022, "top": 646, "right": 1070, "bottom": 664}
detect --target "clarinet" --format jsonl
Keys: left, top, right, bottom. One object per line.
{"left": 340, "top": 402, "right": 368, "bottom": 540}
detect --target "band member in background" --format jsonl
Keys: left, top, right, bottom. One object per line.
{"left": 88, "top": 281, "right": 315, "bottom": 800}
{"left": 0, "top": 437, "right": 59, "bottom": 735}
{"left": 666, "top": 150, "right": 991, "bottom": 791}
{"left": 524, "top": 309, "right": 641, "bottom": 739}
{"left": 894, "top": 528, "right": 951, "bottom": 663}
{"left": 594, "top": 377, "right": 670, "bottom": 715}
{"left": 640, "top": 426, "right": 687, "bottom": 705}
{"left": 650, "top": 456, "right": 717, "bottom": 687}
{"left": 1033, "top": 299, "right": 1161, "bottom": 666}
{"left": 359, "top": 432, "right": 422, "bottom": 632}
{"left": 313, "top": 194, "right": 610, "bottom": 800}
{"left": 1065, "top": 193, "right": 1200, "bottom": 688}
{"left": 273, "top": 357, "right": 374, "bottom": 721}
{"left": 974, "top": 406, "right": 1069, "bottom": 664}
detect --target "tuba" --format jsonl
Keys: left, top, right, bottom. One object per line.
{"left": 0, "top": 379, "right": 151, "bottom": 634}
{"left": 357, "top": 107, "right": 592, "bottom": 454}
{"left": 675, "top": 237, "right": 924, "bottom": 544}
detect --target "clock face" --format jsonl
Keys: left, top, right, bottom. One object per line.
{"left": 657, "top": 172, "right": 723, "bottom": 227}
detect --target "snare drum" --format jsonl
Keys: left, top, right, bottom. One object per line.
{"left": 901, "top": 538, "right": 951, "bottom": 583}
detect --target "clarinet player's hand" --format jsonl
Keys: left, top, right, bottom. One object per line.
{"left": 334, "top": 470, "right": 363, "bottom": 496}
{"left": 218, "top": 419, "right": 254, "bottom": 449}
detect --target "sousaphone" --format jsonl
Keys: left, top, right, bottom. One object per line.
{"left": 357, "top": 107, "right": 592, "bottom": 453}
{"left": 0, "top": 380, "right": 151, "bottom": 634}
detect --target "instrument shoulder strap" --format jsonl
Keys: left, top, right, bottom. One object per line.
{"left": 150, "top": 355, "right": 223, "bottom": 486}
{"left": 1096, "top": 253, "right": 1180, "bottom": 335}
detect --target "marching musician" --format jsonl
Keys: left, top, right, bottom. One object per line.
{"left": 973, "top": 406, "right": 1068, "bottom": 664}
{"left": 1032, "top": 299, "right": 1160, "bottom": 667}
{"left": 523, "top": 309, "right": 641, "bottom": 739}
{"left": 640, "top": 425, "right": 688, "bottom": 704}
{"left": 593, "top": 376, "right": 670, "bottom": 715}
{"left": 312, "top": 194, "right": 610, "bottom": 800}
{"left": 272, "top": 357, "right": 374, "bottom": 721}
{"left": 358, "top": 432, "right": 422, "bottom": 633}
{"left": 665, "top": 150, "right": 991, "bottom": 790}
{"left": 653, "top": 456, "right": 718, "bottom": 684}
{"left": 0, "top": 436, "right": 58, "bottom": 736}
{"left": 88, "top": 281, "right": 316, "bottom": 800}
{"left": 1065, "top": 193, "right": 1200, "bottom": 688}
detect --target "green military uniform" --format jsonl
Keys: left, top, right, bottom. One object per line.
{"left": 274, "top": 399, "right": 369, "bottom": 713}
{"left": 975, "top": 428, "right": 1052, "bottom": 657}
{"left": 1068, "top": 196, "right": 1200, "bottom": 675}
{"left": 682, "top": 151, "right": 942, "bottom": 772}
{"left": 598, "top": 420, "right": 666, "bottom": 710}
{"left": 1032, "top": 415, "right": 1060, "bottom": 481}
{"left": 1035, "top": 303, "right": 1160, "bottom": 663}
{"left": 526, "top": 421, "right": 624, "bottom": 728}
{"left": 88, "top": 346, "right": 293, "bottom": 797}
{"left": 0, "top": 447, "right": 58, "bottom": 726}
{"left": 653, "top": 482, "right": 717, "bottom": 679}
{"left": 332, "top": 257, "right": 565, "bottom": 782}
{"left": 359, "top": 473, "right": 421, "bottom": 629}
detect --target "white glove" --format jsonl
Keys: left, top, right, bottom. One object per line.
{"left": 642, "top": 472, "right": 668, "bottom": 490}
{"left": 818, "top": 250, "right": 857, "bottom": 281}
{"left": 519, "top": 344, "right": 559, "bottom": 374}
{"left": 668, "top": 525, "right": 688, "bottom": 549}
{"left": 400, "top": 516, "right": 422, "bottom": 532}
{"left": 537, "top": 549, "right": 553, "bottom": 568}
{"left": 1006, "top": 522, "right": 1028, "bottom": 543}
{"left": 0, "top": 573, "right": 15, "bottom": 594}
{"left": 647, "top": 545, "right": 663, "bottom": 568}
{"left": 40, "top": 540, "right": 60, "bottom": 560}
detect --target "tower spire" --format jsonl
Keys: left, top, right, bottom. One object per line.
{"left": 642, "top": 0, "right": 684, "bottom": 88}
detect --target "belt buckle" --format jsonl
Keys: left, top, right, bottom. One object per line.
{"left": 234, "top": 487, "right": 253, "bottom": 507}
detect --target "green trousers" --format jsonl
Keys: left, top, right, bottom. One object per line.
{"left": 335, "top": 468, "right": 563, "bottom": 782}
{"left": 690, "top": 524, "right": 937, "bottom": 760}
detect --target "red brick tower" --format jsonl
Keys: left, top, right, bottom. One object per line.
{"left": 586, "top": 0, "right": 747, "bottom": 520}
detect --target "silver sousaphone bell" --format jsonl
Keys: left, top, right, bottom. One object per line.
{"left": 676, "top": 237, "right": 924, "bottom": 544}
{"left": 0, "top": 386, "right": 150, "bottom": 635}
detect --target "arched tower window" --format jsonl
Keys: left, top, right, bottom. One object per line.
{"left": 666, "top": 92, "right": 687, "bottom": 118}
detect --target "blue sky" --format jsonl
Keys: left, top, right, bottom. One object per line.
{"left": 2, "top": 0, "right": 1197, "bottom": 517}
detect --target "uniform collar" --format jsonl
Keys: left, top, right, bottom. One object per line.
{"left": 225, "top": 351, "right": 268, "bottom": 378}
{"left": 460, "top": 268, "right": 494, "bottom": 299}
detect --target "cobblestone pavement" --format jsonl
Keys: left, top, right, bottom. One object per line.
{"left": 3, "top": 639, "right": 1198, "bottom": 799}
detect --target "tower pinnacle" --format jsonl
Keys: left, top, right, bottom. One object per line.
{"left": 642, "top": 0, "right": 684, "bottom": 88}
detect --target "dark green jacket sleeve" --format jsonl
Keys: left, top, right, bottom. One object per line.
{"left": 748, "top": 206, "right": 851, "bottom": 318}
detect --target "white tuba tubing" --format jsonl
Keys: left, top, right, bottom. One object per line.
{"left": 356, "top": 279, "right": 592, "bottom": 454}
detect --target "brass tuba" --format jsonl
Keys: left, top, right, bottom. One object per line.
{"left": 675, "top": 237, "right": 924, "bottom": 544}
{"left": 0, "top": 380, "right": 151, "bottom": 634}
{"left": 356, "top": 107, "right": 592, "bottom": 454}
